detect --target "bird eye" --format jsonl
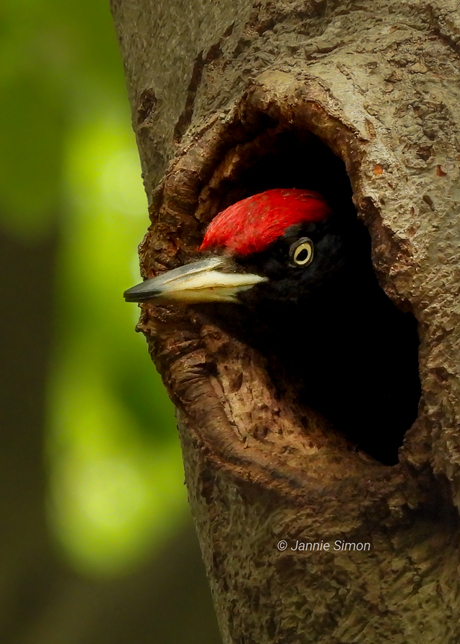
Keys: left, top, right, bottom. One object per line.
{"left": 290, "top": 238, "right": 314, "bottom": 266}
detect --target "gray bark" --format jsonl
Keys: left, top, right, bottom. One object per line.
{"left": 111, "top": 0, "right": 460, "bottom": 642}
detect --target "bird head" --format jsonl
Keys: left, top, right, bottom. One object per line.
{"left": 124, "top": 188, "right": 421, "bottom": 465}
{"left": 124, "top": 189, "right": 349, "bottom": 309}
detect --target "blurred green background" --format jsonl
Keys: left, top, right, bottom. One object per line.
{"left": 0, "top": 1, "right": 219, "bottom": 642}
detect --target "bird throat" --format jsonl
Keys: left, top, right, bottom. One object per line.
{"left": 196, "top": 262, "right": 420, "bottom": 466}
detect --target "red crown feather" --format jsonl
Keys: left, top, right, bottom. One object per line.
{"left": 200, "top": 189, "right": 331, "bottom": 256}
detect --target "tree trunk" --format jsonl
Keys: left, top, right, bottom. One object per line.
{"left": 111, "top": 0, "right": 460, "bottom": 641}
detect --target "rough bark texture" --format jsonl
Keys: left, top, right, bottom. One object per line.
{"left": 111, "top": 0, "right": 460, "bottom": 641}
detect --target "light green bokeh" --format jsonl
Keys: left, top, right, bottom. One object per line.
{"left": 1, "top": 0, "right": 188, "bottom": 576}
{"left": 47, "top": 111, "right": 188, "bottom": 576}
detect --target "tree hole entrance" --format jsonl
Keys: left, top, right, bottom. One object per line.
{"left": 202, "top": 126, "right": 421, "bottom": 465}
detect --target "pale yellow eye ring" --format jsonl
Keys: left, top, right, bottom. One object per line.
{"left": 291, "top": 238, "right": 314, "bottom": 266}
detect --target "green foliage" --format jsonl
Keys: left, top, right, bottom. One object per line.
{"left": 2, "top": 0, "right": 187, "bottom": 574}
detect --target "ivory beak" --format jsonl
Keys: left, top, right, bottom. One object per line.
{"left": 123, "top": 256, "right": 267, "bottom": 304}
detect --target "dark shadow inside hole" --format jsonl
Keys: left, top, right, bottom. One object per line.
{"left": 201, "top": 128, "right": 421, "bottom": 465}
{"left": 217, "top": 129, "right": 355, "bottom": 220}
